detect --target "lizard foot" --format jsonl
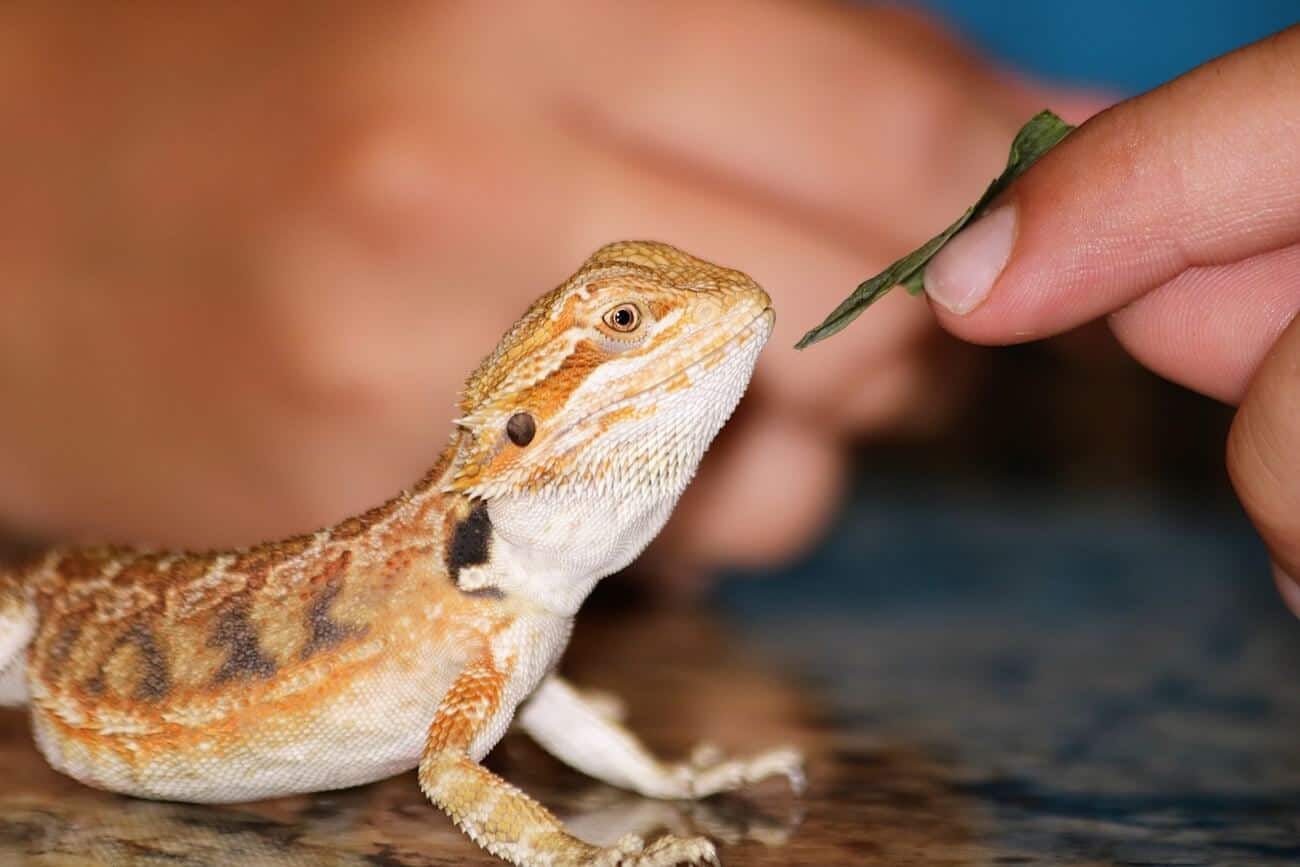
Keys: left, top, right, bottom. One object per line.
{"left": 673, "top": 744, "right": 805, "bottom": 799}
{"left": 591, "top": 833, "right": 719, "bottom": 866}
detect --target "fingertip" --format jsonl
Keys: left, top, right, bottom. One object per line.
{"left": 927, "top": 104, "right": 1174, "bottom": 345}
{"left": 1272, "top": 563, "right": 1300, "bottom": 620}
{"left": 924, "top": 204, "right": 1017, "bottom": 317}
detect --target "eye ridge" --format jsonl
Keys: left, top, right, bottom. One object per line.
{"left": 603, "top": 303, "right": 640, "bottom": 333}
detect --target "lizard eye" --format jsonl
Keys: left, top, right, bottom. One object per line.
{"left": 506, "top": 412, "right": 535, "bottom": 447}
{"left": 602, "top": 303, "right": 641, "bottom": 333}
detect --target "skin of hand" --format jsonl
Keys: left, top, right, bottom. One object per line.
{"left": 923, "top": 25, "right": 1300, "bottom": 613}
{"left": 0, "top": 2, "right": 1095, "bottom": 580}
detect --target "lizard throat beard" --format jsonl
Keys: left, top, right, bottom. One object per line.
{"left": 479, "top": 309, "right": 772, "bottom": 601}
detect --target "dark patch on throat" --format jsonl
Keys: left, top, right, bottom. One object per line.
{"left": 446, "top": 501, "right": 502, "bottom": 598}
{"left": 210, "top": 605, "right": 278, "bottom": 684}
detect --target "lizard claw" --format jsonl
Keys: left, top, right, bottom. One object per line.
{"left": 676, "top": 744, "right": 805, "bottom": 799}
{"left": 634, "top": 834, "right": 719, "bottom": 866}
{"left": 592, "top": 833, "right": 718, "bottom": 866}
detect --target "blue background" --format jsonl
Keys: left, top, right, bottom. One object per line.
{"left": 912, "top": 0, "right": 1298, "bottom": 92}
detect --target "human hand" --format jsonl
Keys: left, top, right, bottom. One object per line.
{"left": 922, "top": 26, "right": 1300, "bottom": 611}
{"left": 0, "top": 2, "right": 1095, "bottom": 579}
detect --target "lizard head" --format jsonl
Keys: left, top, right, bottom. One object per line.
{"left": 444, "top": 240, "right": 773, "bottom": 593}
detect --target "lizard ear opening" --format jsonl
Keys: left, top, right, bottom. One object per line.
{"left": 506, "top": 412, "right": 536, "bottom": 447}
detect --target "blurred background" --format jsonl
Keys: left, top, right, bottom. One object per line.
{"left": 1, "top": 2, "right": 1299, "bottom": 864}
{"left": 1, "top": 0, "right": 1294, "bottom": 576}
{"left": 719, "top": 4, "right": 1300, "bottom": 864}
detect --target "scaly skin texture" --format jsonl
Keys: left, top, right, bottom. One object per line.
{"left": 0, "top": 241, "right": 802, "bottom": 866}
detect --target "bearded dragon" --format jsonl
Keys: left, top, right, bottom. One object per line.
{"left": 0, "top": 241, "right": 801, "bottom": 866}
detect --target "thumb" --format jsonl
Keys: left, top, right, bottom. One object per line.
{"left": 923, "top": 25, "right": 1300, "bottom": 345}
{"left": 1227, "top": 312, "right": 1300, "bottom": 616}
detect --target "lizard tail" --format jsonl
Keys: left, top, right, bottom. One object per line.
{"left": 0, "top": 568, "right": 35, "bottom": 706}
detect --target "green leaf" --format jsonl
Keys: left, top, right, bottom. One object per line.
{"left": 795, "top": 110, "right": 1074, "bottom": 349}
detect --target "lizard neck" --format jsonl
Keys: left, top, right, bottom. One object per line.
{"left": 421, "top": 431, "right": 675, "bottom": 618}
{"left": 484, "top": 492, "right": 675, "bottom": 617}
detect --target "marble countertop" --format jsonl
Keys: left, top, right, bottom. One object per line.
{"left": 3, "top": 477, "right": 1297, "bottom": 865}
{"left": 718, "top": 478, "right": 1300, "bottom": 865}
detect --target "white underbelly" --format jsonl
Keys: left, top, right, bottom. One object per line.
{"left": 32, "top": 657, "right": 463, "bottom": 804}
{"left": 33, "top": 609, "right": 573, "bottom": 804}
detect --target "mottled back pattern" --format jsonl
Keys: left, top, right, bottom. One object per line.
{"left": 27, "top": 485, "right": 430, "bottom": 709}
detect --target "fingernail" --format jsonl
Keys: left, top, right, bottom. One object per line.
{"left": 924, "top": 204, "right": 1017, "bottom": 315}
{"left": 1272, "top": 563, "right": 1300, "bottom": 620}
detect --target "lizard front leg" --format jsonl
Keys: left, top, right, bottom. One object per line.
{"left": 517, "top": 676, "right": 804, "bottom": 800}
{"left": 419, "top": 659, "right": 718, "bottom": 866}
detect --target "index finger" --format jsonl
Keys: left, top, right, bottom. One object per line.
{"left": 923, "top": 25, "right": 1300, "bottom": 342}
